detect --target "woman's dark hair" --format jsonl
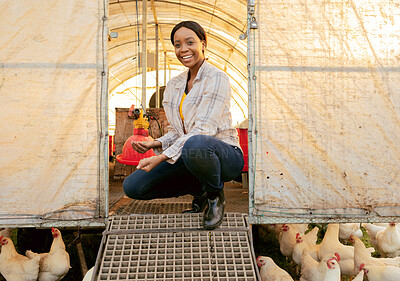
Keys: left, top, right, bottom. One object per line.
{"left": 170, "top": 21, "right": 207, "bottom": 46}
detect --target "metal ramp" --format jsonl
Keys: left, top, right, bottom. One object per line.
{"left": 92, "top": 213, "right": 261, "bottom": 280}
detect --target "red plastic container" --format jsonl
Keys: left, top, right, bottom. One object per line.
{"left": 116, "top": 128, "right": 155, "bottom": 166}
{"left": 237, "top": 128, "right": 248, "bottom": 172}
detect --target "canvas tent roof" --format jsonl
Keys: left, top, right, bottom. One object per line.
{"left": 107, "top": 0, "right": 248, "bottom": 119}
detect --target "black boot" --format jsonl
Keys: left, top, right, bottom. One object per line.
{"left": 203, "top": 190, "right": 225, "bottom": 230}
{"left": 182, "top": 192, "right": 207, "bottom": 213}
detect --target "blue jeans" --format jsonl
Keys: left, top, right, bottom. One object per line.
{"left": 123, "top": 135, "right": 244, "bottom": 200}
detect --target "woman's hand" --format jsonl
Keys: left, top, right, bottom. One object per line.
{"left": 137, "top": 154, "right": 168, "bottom": 172}
{"left": 131, "top": 140, "right": 161, "bottom": 154}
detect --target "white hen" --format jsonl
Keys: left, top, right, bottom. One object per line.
{"left": 300, "top": 250, "right": 338, "bottom": 281}
{"left": 318, "top": 224, "right": 354, "bottom": 261}
{"left": 279, "top": 224, "right": 307, "bottom": 259}
{"left": 0, "top": 236, "right": 41, "bottom": 281}
{"left": 318, "top": 224, "right": 356, "bottom": 276}
{"left": 339, "top": 223, "right": 362, "bottom": 242}
{"left": 361, "top": 263, "right": 400, "bottom": 281}
{"left": 362, "top": 223, "right": 386, "bottom": 249}
{"left": 350, "top": 235, "right": 400, "bottom": 275}
{"left": 292, "top": 227, "right": 319, "bottom": 265}
{"left": 375, "top": 223, "right": 400, "bottom": 258}
{"left": 324, "top": 256, "right": 341, "bottom": 281}
{"left": 257, "top": 256, "right": 294, "bottom": 281}
{"left": 25, "top": 228, "right": 70, "bottom": 281}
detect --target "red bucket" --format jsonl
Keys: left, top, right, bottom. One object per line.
{"left": 237, "top": 128, "right": 248, "bottom": 172}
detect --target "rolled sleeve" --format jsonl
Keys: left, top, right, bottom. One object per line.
{"left": 153, "top": 128, "right": 179, "bottom": 155}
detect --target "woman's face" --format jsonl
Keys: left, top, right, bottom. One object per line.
{"left": 173, "top": 27, "right": 205, "bottom": 71}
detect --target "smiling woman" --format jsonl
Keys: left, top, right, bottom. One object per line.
{"left": 122, "top": 21, "right": 245, "bottom": 230}
{"left": 171, "top": 21, "right": 207, "bottom": 76}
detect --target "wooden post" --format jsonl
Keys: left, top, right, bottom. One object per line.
{"left": 74, "top": 232, "right": 88, "bottom": 277}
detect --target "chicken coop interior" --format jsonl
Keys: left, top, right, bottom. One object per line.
{"left": 0, "top": 0, "right": 399, "bottom": 280}
{"left": 107, "top": 0, "right": 250, "bottom": 218}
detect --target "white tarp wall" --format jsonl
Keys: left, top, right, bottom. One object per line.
{"left": 249, "top": 0, "right": 400, "bottom": 223}
{"left": 0, "top": 0, "right": 108, "bottom": 227}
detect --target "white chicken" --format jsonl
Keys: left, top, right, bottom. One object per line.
{"left": 375, "top": 222, "right": 400, "bottom": 258}
{"left": 25, "top": 228, "right": 70, "bottom": 281}
{"left": 292, "top": 227, "right": 320, "bottom": 265}
{"left": 0, "top": 228, "right": 12, "bottom": 254}
{"left": 318, "top": 224, "right": 354, "bottom": 261}
{"left": 339, "top": 223, "right": 362, "bottom": 242}
{"left": 293, "top": 224, "right": 309, "bottom": 235}
{"left": 362, "top": 223, "right": 386, "bottom": 249}
{"left": 299, "top": 250, "right": 338, "bottom": 281}
{"left": 257, "top": 256, "right": 294, "bottom": 281}
{"left": 324, "top": 255, "right": 341, "bottom": 281}
{"left": 360, "top": 263, "right": 400, "bottom": 281}
{"left": 317, "top": 224, "right": 355, "bottom": 276}
{"left": 0, "top": 236, "right": 41, "bottom": 281}
{"left": 279, "top": 224, "right": 307, "bottom": 258}
{"left": 349, "top": 235, "right": 400, "bottom": 275}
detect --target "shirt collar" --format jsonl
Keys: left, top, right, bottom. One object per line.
{"left": 193, "top": 60, "right": 208, "bottom": 82}
{"left": 174, "top": 60, "right": 209, "bottom": 89}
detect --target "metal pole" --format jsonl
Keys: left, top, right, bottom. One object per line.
{"left": 155, "top": 23, "right": 160, "bottom": 108}
{"left": 141, "top": 0, "right": 147, "bottom": 109}
{"left": 164, "top": 51, "right": 167, "bottom": 86}
{"left": 247, "top": 0, "right": 255, "bottom": 223}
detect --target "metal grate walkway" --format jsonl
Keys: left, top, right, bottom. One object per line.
{"left": 92, "top": 213, "right": 260, "bottom": 280}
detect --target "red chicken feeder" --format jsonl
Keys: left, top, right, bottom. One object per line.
{"left": 237, "top": 128, "right": 248, "bottom": 172}
{"left": 116, "top": 128, "right": 155, "bottom": 166}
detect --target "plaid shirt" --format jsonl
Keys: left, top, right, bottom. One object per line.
{"left": 155, "top": 61, "right": 240, "bottom": 164}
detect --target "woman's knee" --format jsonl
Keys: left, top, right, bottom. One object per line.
{"left": 122, "top": 172, "right": 147, "bottom": 199}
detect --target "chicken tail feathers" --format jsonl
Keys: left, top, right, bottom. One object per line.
{"left": 25, "top": 249, "right": 39, "bottom": 259}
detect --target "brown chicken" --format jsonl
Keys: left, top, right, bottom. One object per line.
{"left": 25, "top": 228, "right": 70, "bottom": 281}
{"left": 0, "top": 236, "right": 41, "bottom": 281}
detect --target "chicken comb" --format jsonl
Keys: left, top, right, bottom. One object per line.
{"left": 51, "top": 227, "right": 55, "bottom": 231}
{"left": 296, "top": 233, "right": 300, "bottom": 239}
{"left": 359, "top": 263, "right": 365, "bottom": 271}
{"left": 334, "top": 252, "right": 340, "bottom": 262}
{"left": 0, "top": 235, "right": 3, "bottom": 240}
